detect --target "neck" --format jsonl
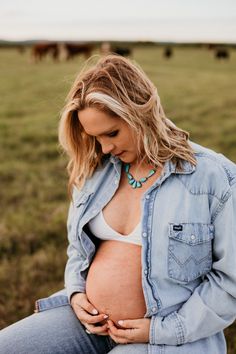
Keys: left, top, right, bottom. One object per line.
{"left": 126, "top": 158, "right": 163, "bottom": 177}
{"left": 123, "top": 160, "right": 163, "bottom": 189}
{"left": 129, "top": 160, "right": 154, "bottom": 173}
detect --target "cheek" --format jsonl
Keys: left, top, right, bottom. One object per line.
{"left": 120, "top": 127, "right": 136, "bottom": 149}
{"left": 128, "top": 133, "right": 138, "bottom": 148}
{"left": 122, "top": 137, "right": 131, "bottom": 149}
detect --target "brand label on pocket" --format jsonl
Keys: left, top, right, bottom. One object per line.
{"left": 173, "top": 224, "right": 183, "bottom": 231}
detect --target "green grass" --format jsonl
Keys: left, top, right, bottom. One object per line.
{"left": 0, "top": 45, "right": 236, "bottom": 351}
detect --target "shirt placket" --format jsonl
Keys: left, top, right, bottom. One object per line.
{"left": 141, "top": 168, "right": 173, "bottom": 317}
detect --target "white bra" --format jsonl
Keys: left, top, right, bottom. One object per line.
{"left": 88, "top": 209, "right": 142, "bottom": 246}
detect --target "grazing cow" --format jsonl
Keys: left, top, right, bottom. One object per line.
{"left": 31, "top": 42, "right": 59, "bottom": 62}
{"left": 63, "top": 43, "right": 93, "bottom": 60}
{"left": 215, "top": 48, "right": 230, "bottom": 60}
{"left": 100, "top": 44, "right": 132, "bottom": 57}
{"left": 113, "top": 47, "right": 131, "bottom": 57}
{"left": 163, "top": 46, "right": 173, "bottom": 59}
{"left": 207, "top": 43, "right": 217, "bottom": 50}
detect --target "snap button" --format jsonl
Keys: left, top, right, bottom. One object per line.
{"left": 142, "top": 232, "right": 147, "bottom": 237}
{"left": 114, "top": 179, "right": 119, "bottom": 185}
{"left": 145, "top": 195, "right": 150, "bottom": 199}
{"left": 144, "top": 269, "right": 148, "bottom": 275}
{"left": 151, "top": 306, "right": 157, "bottom": 312}
{"left": 191, "top": 234, "right": 196, "bottom": 240}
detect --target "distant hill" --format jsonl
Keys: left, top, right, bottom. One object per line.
{"left": 0, "top": 39, "right": 235, "bottom": 49}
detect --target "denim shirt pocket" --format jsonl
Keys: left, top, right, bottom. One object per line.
{"left": 168, "top": 223, "right": 214, "bottom": 283}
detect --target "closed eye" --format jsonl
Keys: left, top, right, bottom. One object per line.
{"left": 107, "top": 130, "right": 119, "bottom": 137}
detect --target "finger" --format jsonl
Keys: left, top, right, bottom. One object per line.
{"left": 86, "top": 322, "right": 109, "bottom": 335}
{"left": 108, "top": 330, "right": 130, "bottom": 344}
{"left": 96, "top": 331, "right": 109, "bottom": 336}
{"left": 78, "top": 310, "right": 109, "bottom": 324}
{"left": 117, "top": 319, "right": 142, "bottom": 329}
{"left": 82, "top": 321, "right": 109, "bottom": 336}
{"left": 107, "top": 320, "right": 133, "bottom": 339}
{"left": 73, "top": 296, "right": 99, "bottom": 316}
{"left": 86, "top": 330, "right": 109, "bottom": 337}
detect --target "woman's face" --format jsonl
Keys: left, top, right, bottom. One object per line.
{"left": 78, "top": 107, "right": 141, "bottom": 164}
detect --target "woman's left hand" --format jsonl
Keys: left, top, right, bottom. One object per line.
{"left": 107, "top": 318, "right": 151, "bottom": 344}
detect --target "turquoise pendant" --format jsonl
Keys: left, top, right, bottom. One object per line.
{"left": 140, "top": 177, "right": 147, "bottom": 182}
{"left": 125, "top": 164, "right": 129, "bottom": 173}
{"left": 124, "top": 163, "right": 157, "bottom": 189}
{"left": 148, "top": 169, "right": 156, "bottom": 177}
{"left": 127, "top": 173, "right": 133, "bottom": 180}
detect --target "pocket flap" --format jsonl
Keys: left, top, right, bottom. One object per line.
{"left": 169, "top": 223, "right": 214, "bottom": 245}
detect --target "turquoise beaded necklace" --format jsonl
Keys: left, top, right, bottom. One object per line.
{"left": 124, "top": 163, "right": 157, "bottom": 189}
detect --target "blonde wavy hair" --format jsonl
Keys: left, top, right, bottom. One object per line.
{"left": 58, "top": 54, "right": 197, "bottom": 197}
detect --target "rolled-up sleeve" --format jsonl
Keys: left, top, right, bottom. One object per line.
{"left": 150, "top": 183, "right": 236, "bottom": 345}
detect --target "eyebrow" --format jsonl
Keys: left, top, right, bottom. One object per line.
{"left": 99, "top": 127, "right": 118, "bottom": 136}
{"left": 86, "top": 126, "right": 118, "bottom": 137}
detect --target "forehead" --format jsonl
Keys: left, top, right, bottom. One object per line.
{"left": 78, "top": 107, "right": 122, "bottom": 136}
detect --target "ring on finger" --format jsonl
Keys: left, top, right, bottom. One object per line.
{"left": 85, "top": 329, "right": 91, "bottom": 334}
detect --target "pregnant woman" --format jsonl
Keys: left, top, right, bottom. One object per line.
{"left": 1, "top": 54, "right": 236, "bottom": 354}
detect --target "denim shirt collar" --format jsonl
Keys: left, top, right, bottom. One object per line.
{"left": 165, "top": 158, "right": 196, "bottom": 175}
{"left": 109, "top": 154, "right": 196, "bottom": 176}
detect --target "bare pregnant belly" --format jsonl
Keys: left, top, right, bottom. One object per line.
{"left": 85, "top": 240, "right": 147, "bottom": 325}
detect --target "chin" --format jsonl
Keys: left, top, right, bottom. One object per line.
{"left": 119, "top": 152, "right": 137, "bottom": 164}
{"left": 120, "top": 156, "right": 128, "bottom": 162}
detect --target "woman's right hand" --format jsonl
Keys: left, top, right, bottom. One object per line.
{"left": 70, "top": 292, "right": 109, "bottom": 336}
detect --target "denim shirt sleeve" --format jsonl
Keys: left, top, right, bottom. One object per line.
{"left": 64, "top": 190, "right": 87, "bottom": 303}
{"left": 150, "top": 182, "right": 236, "bottom": 345}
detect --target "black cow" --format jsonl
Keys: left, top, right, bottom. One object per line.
{"left": 163, "top": 47, "right": 173, "bottom": 59}
{"left": 113, "top": 47, "right": 131, "bottom": 57}
{"left": 215, "top": 48, "right": 230, "bottom": 60}
{"left": 63, "top": 43, "right": 93, "bottom": 60}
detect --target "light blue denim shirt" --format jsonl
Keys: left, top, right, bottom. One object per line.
{"left": 37, "top": 140, "right": 236, "bottom": 353}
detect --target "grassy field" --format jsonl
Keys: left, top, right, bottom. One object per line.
{"left": 0, "top": 44, "right": 236, "bottom": 351}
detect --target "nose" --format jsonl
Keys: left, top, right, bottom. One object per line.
{"left": 97, "top": 136, "right": 115, "bottom": 154}
{"left": 100, "top": 142, "right": 115, "bottom": 155}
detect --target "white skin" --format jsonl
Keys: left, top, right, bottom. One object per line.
{"left": 72, "top": 107, "right": 151, "bottom": 343}
{"left": 78, "top": 107, "right": 155, "bottom": 176}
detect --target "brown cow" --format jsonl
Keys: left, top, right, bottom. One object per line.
{"left": 31, "top": 42, "right": 59, "bottom": 62}
{"left": 63, "top": 43, "right": 93, "bottom": 60}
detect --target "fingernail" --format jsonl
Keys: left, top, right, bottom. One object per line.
{"left": 118, "top": 320, "right": 124, "bottom": 325}
{"left": 92, "top": 309, "right": 98, "bottom": 315}
{"left": 103, "top": 315, "right": 108, "bottom": 319}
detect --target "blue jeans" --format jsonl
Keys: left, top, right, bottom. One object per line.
{"left": 0, "top": 289, "right": 227, "bottom": 353}
{"left": 0, "top": 290, "right": 148, "bottom": 354}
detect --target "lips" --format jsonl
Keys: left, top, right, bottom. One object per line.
{"left": 115, "top": 151, "right": 124, "bottom": 156}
